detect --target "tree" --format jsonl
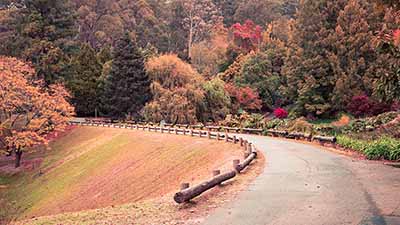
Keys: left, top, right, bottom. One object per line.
{"left": 66, "top": 44, "right": 103, "bottom": 117}
{"left": 373, "top": 8, "right": 400, "bottom": 103}
{"left": 328, "top": 0, "right": 380, "bottom": 111}
{"left": 231, "top": 20, "right": 263, "bottom": 52}
{"left": 8, "top": 0, "right": 78, "bottom": 84}
{"left": 225, "top": 83, "right": 262, "bottom": 113}
{"left": 201, "top": 78, "right": 231, "bottom": 122}
{"left": 235, "top": 51, "right": 282, "bottom": 110}
{"left": 234, "top": 0, "right": 281, "bottom": 27}
{"left": 213, "top": 0, "right": 239, "bottom": 27}
{"left": 282, "top": 0, "right": 346, "bottom": 117}
{"left": 0, "top": 56, "right": 74, "bottom": 167}
{"left": 171, "top": 0, "right": 221, "bottom": 60}
{"left": 191, "top": 23, "right": 229, "bottom": 77}
{"left": 102, "top": 33, "right": 152, "bottom": 119}
{"left": 144, "top": 54, "right": 205, "bottom": 124}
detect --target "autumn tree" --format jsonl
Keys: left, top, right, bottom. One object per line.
{"left": 231, "top": 20, "right": 263, "bottom": 52}
{"left": 0, "top": 56, "right": 74, "bottom": 167}
{"left": 191, "top": 23, "right": 229, "bottom": 77}
{"left": 327, "top": 0, "right": 379, "bottom": 111}
{"left": 66, "top": 44, "right": 103, "bottom": 117}
{"left": 144, "top": 54, "right": 205, "bottom": 124}
{"left": 170, "top": 0, "right": 221, "bottom": 60}
{"left": 373, "top": 8, "right": 400, "bottom": 103}
{"left": 102, "top": 33, "right": 152, "bottom": 119}
{"left": 225, "top": 83, "right": 262, "bottom": 113}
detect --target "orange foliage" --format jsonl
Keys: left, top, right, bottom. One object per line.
{"left": 0, "top": 56, "right": 74, "bottom": 166}
{"left": 225, "top": 83, "right": 262, "bottom": 111}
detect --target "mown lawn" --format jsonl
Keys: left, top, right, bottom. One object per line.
{"left": 0, "top": 127, "right": 242, "bottom": 223}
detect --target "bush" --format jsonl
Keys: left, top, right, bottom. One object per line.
{"left": 274, "top": 108, "right": 288, "bottom": 119}
{"left": 337, "top": 135, "right": 367, "bottom": 152}
{"left": 347, "top": 95, "right": 391, "bottom": 118}
{"left": 364, "top": 137, "right": 400, "bottom": 160}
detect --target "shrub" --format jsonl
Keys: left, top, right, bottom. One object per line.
{"left": 347, "top": 95, "right": 391, "bottom": 117}
{"left": 337, "top": 135, "right": 367, "bottom": 152}
{"left": 364, "top": 137, "right": 400, "bottom": 160}
{"left": 274, "top": 108, "right": 288, "bottom": 119}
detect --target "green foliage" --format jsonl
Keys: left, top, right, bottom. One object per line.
{"left": 364, "top": 137, "right": 400, "bottom": 160}
{"left": 201, "top": 78, "right": 231, "bottom": 122}
{"left": 235, "top": 52, "right": 282, "bottom": 110}
{"left": 17, "top": 0, "right": 77, "bottom": 84}
{"left": 337, "top": 135, "right": 367, "bottom": 152}
{"left": 102, "top": 33, "right": 152, "bottom": 119}
{"left": 66, "top": 44, "right": 102, "bottom": 117}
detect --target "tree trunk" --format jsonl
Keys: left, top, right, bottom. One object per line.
{"left": 15, "top": 150, "right": 22, "bottom": 168}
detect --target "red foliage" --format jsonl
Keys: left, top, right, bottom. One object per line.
{"left": 231, "top": 20, "right": 262, "bottom": 52}
{"left": 394, "top": 29, "right": 400, "bottom": 47}
{"left": 225, "top": 83, "right": 262, "bottom": 111}
{"left": 347, "top": 95, "right": 392, "bottom": 117}
{"left": 274, "top": 108, "right": 288, "bottom": 119}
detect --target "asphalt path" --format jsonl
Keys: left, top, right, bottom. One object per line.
{"left": 203, "top": 135, "right": 400, "bottom": 225}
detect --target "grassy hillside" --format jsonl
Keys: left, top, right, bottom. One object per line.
{"left": 0, "top": 127, "right": 243, "bottom": 223}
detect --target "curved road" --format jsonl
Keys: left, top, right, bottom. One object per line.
{"left": 203, "top": 135, "right": 400, "bottom": 225}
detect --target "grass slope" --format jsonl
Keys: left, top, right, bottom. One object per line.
{"left": 0, "top": 127, "right": 243, "bottom": 223}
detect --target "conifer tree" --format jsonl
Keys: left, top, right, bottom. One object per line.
{"left": 102, "top": 33, "right": 152, "bottom": 119}
{"left": 282, "top": 0, "right": 346, "bottom": 117}
{"left": 328, "top": 0, "right": 379, "bottom": 110}
{"left": 67, "top": 44, "right": 102, "bottom": 116}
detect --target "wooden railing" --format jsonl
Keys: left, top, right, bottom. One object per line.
{"left": 69, "top": 120, "right": 259, "bottom": 204}
{"left": 74, "top": 118, "right": 337, "bottom": 146}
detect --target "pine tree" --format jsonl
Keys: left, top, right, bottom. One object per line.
{"left": 102, "top": 33, "right": 152, "bottom": 119}
{"left": 67, "top": 44, "right": 102, "bottom": 116}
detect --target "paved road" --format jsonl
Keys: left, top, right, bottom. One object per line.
{"left": 203, "top": 135, "right": 400, "bottom": 225}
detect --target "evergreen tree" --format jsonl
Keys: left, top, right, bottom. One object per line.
{"left": 67, "top": 44, "right": 102, "bottom": 116}
{"left": 102, "top": 33, "right": 152, "bottom": 119}
{"left": 282, "top": 0, "right": 346, "bottom": 117}
{"left": 17, "top": 0, "right": 77, "bottom": 84}
{"left": 328, "top": 0, "right": 380, "bottom": 110}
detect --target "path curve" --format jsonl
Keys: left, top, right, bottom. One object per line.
{"left": 203, "top": 135, "right": 400, "bottom": 225}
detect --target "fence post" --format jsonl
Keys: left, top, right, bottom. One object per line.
{"left": 240, "top": 137, "right": 243, "bottom": 146}
{"left": 190, "top": 129, "right": 193, "bottom": 137}
{"left": 233, "top": 136, "right": 237, "bottom": 144}
{"left": 208, "top": 131, "right": 211, "bottom": 139}
{"left": 217, "top": 133, "right": 220, "bottom": 141}
{"left": 225, "top": 132, "right": 229, "bottom": 142}
{"left": 181, "top": 183, "right": 190, "bottom": 190}
{"left": 213, "top": 170, "right": 221, "bottom": 176}
{"left": 233, "top": 159, "right": 240, "bottom": 171}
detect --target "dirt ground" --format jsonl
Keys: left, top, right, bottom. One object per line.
{"left": 2, "top": 126, "right": 264, "bottom": 224}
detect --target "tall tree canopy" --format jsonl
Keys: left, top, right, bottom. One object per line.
{"left": 102, "top": 33, "right": 152, "bottom": 119}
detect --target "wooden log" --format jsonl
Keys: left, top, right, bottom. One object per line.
{"left": 174, "top": 170, "right": 236, "bottom": 203}
{"left": 240, "top": 138, "right": 243, "bottom": 146}
{"left": 313, "top": 135, "right": 337, "bottom": 143}
{"left": 244, "top": 141, "right": 248, "bottom": 151}
{"left": 236, "top": 152, "right": 257, "bottom": 173}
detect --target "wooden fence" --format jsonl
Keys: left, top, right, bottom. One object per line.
{"left": 69, "top": 120, "right": 258, "bottom": 204}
